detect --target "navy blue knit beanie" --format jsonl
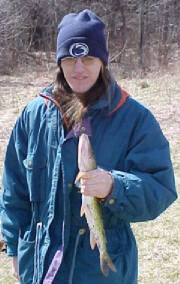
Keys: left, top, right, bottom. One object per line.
{"left": 56, "top": 9, "right": 108, "bottom": 65}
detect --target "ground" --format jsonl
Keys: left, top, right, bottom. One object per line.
{"left": 0, "top": 61, "right": 179, "bottom": 284}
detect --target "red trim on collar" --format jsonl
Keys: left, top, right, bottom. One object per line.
{"left": 109, "top": 87, "right": 130, "bottom": 116}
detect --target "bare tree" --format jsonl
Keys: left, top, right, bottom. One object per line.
{"left": 0, "top": 0, "right": 179, "bottom": 75}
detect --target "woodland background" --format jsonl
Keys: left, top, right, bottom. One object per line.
{"left": 0, "top": 0, "right": 179, "bottom": 76}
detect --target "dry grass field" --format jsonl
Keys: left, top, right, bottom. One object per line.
{"left": 0, "top": 62, "right": 179, "bottom": 284}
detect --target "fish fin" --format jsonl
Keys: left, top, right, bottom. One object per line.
{"left": 80, "top": 205, "right": 85, "bottom": 217}
{"left": 75, "top": 172, "right": 81, "bottom": 185}
{"left": 90, "top": 231, "right": 96, "bottom": 250}
{"left": 100, "top": 252, "right": 117, "bottom": 277}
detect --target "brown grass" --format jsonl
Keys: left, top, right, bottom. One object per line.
{"left": 0, "top": 62, "right": 179, "bottom": 284}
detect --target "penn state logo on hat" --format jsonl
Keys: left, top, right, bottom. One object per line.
{"left": 69, "top": 43, "right": 89, "bottom": 57}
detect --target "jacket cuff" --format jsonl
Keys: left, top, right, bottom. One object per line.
{"left": 102, "top": 170, "right": 125, "bottom": 211}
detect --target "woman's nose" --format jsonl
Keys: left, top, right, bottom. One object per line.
{"left": 73, "top": 58, "right": 84, "bottom": 71}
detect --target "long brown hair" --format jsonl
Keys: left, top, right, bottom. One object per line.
{"left": 52, "top": 62, "right": 110, "bottom": 129}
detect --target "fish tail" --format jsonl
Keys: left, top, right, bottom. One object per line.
{"left": 100, "top": 252, "right": 117, "bottom": 277}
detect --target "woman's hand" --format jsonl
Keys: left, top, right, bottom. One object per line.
{"left": 75, "top": 168, "right": 113, "bottom": 199}
{"left": 12, "top": 256, "right": 19, "bottom": 280}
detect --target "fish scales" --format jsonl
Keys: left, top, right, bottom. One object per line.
{"left": 76, "top": 134, "right": 117, "bottom": 277}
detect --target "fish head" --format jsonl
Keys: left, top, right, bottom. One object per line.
{"left": 78, "top": 134, "right": 96, "bottom": 171}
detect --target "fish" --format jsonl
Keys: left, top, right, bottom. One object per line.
{"left": 75, "top": 133, "right": 116, "bottom": 277}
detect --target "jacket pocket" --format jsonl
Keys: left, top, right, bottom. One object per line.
{"left": 18, "top": 236, "right": 35, "bottom": 284}
{"left": 23, "top": 154, "right": 47, "bottom": 201}
{"left": 18, "top": 222, "right": 42, "bottom": 284}
{"left": 106, "top": 226, "right": 127, "bottom": 257}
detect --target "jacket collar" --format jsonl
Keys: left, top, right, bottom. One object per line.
{"left": 88, "top": 77, "right": 121, "bottom": 114}
{"left": 40, "top": 78, "right": 121, "bottom": 114}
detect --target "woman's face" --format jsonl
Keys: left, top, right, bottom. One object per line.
{"left": 61, "top": 56, "right": 102, "bottom": 94}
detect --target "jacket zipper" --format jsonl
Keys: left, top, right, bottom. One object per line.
{"left": 33, "top": 222, "right": 42, "bottom": 284}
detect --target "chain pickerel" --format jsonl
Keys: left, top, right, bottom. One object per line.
{"left": 76, "top": 134, "right": 116, "bottom": 277}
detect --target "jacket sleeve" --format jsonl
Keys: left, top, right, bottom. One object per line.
{"left": 0, "top": 108, "right": 31, "bottom": 256}
{"left": 103, "top": 109, "right": 177, "bottom": 222}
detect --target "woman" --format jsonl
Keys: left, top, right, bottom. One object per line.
{"left": 0, "top": 9, "right": 177, "bottom": 284}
